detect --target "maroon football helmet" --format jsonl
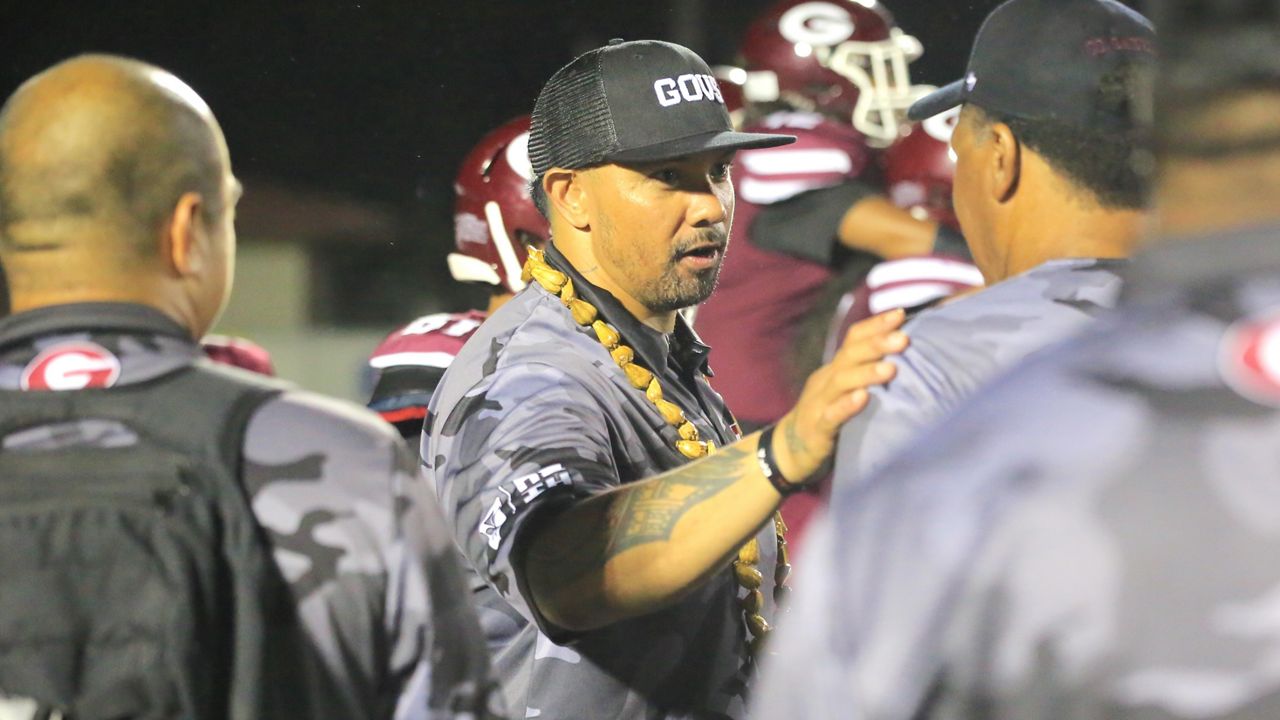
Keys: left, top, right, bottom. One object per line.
{"left": 449, "top": 115, "right": 550, "bottom": 295}
{"left": 738, "top": 0, "right": 929, "bottom": 145}
{"left": 883, "top": 109, "right": 960, "bottom": 230}
{"left": 712, "top": 65, "right": 748, "bottom": 120}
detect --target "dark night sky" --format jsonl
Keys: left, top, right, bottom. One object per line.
{"left": 0, "top": 1, "right": 1132, "bottom": 318}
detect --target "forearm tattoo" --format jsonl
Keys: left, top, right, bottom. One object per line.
{"left": 602, "top": 444, "right": 751, "bottom": 559}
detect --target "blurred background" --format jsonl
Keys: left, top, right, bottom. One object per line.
{"left": 0, "top": 0, "right": 1042, "bottom": 399}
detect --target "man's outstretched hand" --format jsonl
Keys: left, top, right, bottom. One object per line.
{"left": 773, "top": 308, "right": 909, "bottom": 484}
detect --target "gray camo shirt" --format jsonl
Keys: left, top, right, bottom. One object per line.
{"left": 758, "top": 224, "right": 1280, "bottom": 718}
{"left": 836, "top": 257, "right": 1126, "bottom": 485}
{"left": 0, "top": 303, "right": 502, "bottom": 720}
{"left": 424, "top": 243, "right": 779, "bottom": 720}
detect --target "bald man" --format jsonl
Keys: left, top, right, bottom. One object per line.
{"left": 0, "top": 55, "right": 502, "bottom": 720}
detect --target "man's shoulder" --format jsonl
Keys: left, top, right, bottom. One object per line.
{"left": 436, "top": 288, "right": 610, "bottom": 404}
{"left": 243, "top": 387, "right": 411, "bottom": 499}
{"left": 846, "top": 318, "right": 1131, "bottom": 515}
{"left": 904, "top": 258, "right": 1125, "bottom": 356}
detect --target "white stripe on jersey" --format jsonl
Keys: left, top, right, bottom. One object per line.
{"left": 369, "top": 351, "right": 456, "bottom": 369}
{"left": 740, "top": 148, "right": 853, "bottom": 176}
{"left": 738, "top": 177, "right": 825, "bottom": 205}
{"left": 867, "top": 257, "right": 985, "bottom": 289}
{"left": 869, "top": 283, "right": 963, "bottom": 316}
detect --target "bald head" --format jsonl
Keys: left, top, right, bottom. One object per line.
{"left": 0, "top": 54, "right": 229, "bottom": 259}
{"left": 0, "top": 55, "right": 238, "bottom": 337}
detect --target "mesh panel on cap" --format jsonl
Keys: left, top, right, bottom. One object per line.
{"left": 529, "top": 49, "right": 618, "bottom": 178}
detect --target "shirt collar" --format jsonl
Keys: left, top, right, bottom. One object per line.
{"left": 0, "top": 302, "right": 194, "bottom": 350}
{"left": 544, "top": 242, "right": 713, "bottom": 376}
{"left": 1122, "top": 222, "right": 1280, "bottom": 304}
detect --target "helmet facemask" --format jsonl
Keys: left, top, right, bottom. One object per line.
{"left": 822, "top": 28, "right": 930, "bottom": 146}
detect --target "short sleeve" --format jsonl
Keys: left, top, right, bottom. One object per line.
{"left": 749, "top": 181, "right": 878, "bottom": 265}
{"left": 244, "top": 389, "right": 501, "bottom": 719}
{"left": 391, "top": 461, "right": 506, "bottom": 720}
{"left": 426, "top": 361, "right": 619, "bottom": 637}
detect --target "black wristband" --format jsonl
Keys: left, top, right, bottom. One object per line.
{"left": 757, "top": 424, "right": 802, "bottom": 497}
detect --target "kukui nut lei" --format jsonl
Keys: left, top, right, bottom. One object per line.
{"left": 522, "top": 247, "right": 791, "bottom": 658}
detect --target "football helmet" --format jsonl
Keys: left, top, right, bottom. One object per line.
{"left": 739, "top": 0, "right": 930, "bottom": 145}
{"left": 449, "top": 115, "right": 550, "bottom": 295}
{"left": 883, "top": 108, "right": 961, "bottom": 229}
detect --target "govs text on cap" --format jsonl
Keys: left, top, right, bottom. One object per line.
{"left": 529, "top": 39, "right": 795, "bottom": 179}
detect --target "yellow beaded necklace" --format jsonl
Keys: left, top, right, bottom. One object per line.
{"left": 522, "top": 247, "right": 790, "bottom": 658}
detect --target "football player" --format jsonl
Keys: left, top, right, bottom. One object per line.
{"left": 697, "top": 0, "right": 958, "bottom": 433}
{"left": 695, "top": 0, "right": 961, "bottom": 546}
{"left": 367, "top": 116, "right": 548, "bottom": 440}
{"left": 824, "top": 114, "right": 985, "bottom": 363}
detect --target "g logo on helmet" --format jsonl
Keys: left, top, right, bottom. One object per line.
{"left": 778, "top": 2, "right": 856, "bottom": 46}
{"left": 21, "top": 342, "right": 122, "bottom": 391}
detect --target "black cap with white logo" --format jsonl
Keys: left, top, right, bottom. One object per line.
{"left": 528, "top": 39, "right": 794, "bottom": 178}
{"left": 907, "top": 0, "right": 1155, "bottom": 132}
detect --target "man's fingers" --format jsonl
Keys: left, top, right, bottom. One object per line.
{"left": 842, "top": 307, "right": 906, "bottom": 345}
{"left": 814, "top": 362, "right": 893, "bottom": 430}
{"left": 822, "top": 388, "right": 871, "bottom": 427}
{"left": 835, "top": 308, "right": 909, "bottom": 366}
{"left": 833, "top": 329, "right": 908, "bottom": 366}
{"left": 830, "top": 361, "right": 897, "bottom": 394}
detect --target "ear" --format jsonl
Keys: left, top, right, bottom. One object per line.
{"left": 162, "top": 192, "right": 207, "bottom": 277}
{"left": 988, "top": 122, "right": 1021, "bottom": 203}
{"left": 544, "top": 169, "right": 590, "bottom": 230}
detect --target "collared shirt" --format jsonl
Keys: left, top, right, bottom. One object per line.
{"left": 835, "top": 257, "right": 1126, "bottom": 485}
{"left": 756, "top": 223, "right": 1280, "bottom": 719}
{"left": 0, "top": 302, "right": 502, "bottom": 720}
{"left": 425, "top": 242, "right": 779, "bottom": 720}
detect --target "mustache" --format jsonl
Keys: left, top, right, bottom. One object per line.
{"left": 670, "top": 228, "right": 728, "bottom": 259}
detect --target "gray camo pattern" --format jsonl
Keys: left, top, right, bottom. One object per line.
{"left": 758, "top": 228, "right": 1280, "bottom": 719}
{"left": 425, "top": 276, "right": 778, "bottom": 720}
{"left": 836, "top": 257, "right": 1125, "bottom": 486}
{"left": 0, "top": 320, "right": 503, "bottom": 720}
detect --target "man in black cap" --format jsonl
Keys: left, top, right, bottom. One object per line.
{"left": 424, "top": 39, "right": 908, "bottom": 718}
{"left": 832, "top": 0, "right": 1155, "bottom": 486}
{"left": 757, "top": 1, "right": 1280, "bottom": 718}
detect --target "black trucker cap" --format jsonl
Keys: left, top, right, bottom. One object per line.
{"left": 528, "top": 39, "right": 794, "bottom": 178}
{"left": 907, "top": 0, "right": 1155, "bottom": 131}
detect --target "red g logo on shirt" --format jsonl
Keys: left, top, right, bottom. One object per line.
{"left": 1220, "top": 315, "right": 1280, "bottom": 406}
{"left": 20, "top": 342, "right": 122, "bottom": 391}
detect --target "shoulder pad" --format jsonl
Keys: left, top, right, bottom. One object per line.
{"left": 368, "top": 311, "right": 487, "bottom": 371}
{"left": 736, "top": 111, "right": 874, "bottom": 205}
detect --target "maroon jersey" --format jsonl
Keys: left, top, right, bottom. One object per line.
{"left": 697, "top": 111, "right": 874, "bottom": 426}
{"left": 367, "top": 310, "right": 486, "bottom": 438}
{"left": 823, "top": 254, "right": 985, "bottom": 362}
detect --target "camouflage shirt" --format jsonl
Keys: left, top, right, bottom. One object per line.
{"left": 425, "top": 243, "right": 779, "bottom": 719}
{"left": 0, "top": 302, "right": 503, "bottom": 720}
{"left": 836, "top": 257, "right": 1125, "bottom": 485}
{"left": 757, "top": 223, "right": 1280, "bottom": 719}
